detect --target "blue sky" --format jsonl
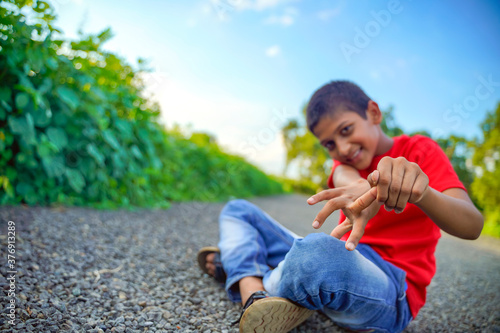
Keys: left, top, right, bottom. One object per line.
{"left": 51, "top": 0, "right": 500, "bottom": 176}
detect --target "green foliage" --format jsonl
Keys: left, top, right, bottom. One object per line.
{"left": 0, "top": 0, "right": 284, "bottom": 208}
{"left": 380, "top": 106, "right": 404, "bottom": 138}
{"left": 281, "top": 105, "right": 331, "bottom": 190}
{"left": 435, "top": 135, "right": 475, "bottom": 192}
{"left": 470, "top": 103, "right": 500, "bottom": 237}
{"left": 280, "top": 177, "right": 319, "bottom": 195}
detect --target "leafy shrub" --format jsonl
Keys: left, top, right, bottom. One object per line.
{"left": 471, "top": 103, "right": 500, "bottom": 237}
{"left": 0, "top": 0, "right": 285, "bottom": 208}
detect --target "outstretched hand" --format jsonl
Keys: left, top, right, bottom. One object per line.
{"left": 307, "top": 171, "right": 382, "bottom": 251}
{"left": 307, "top": 156, "right": 430, "bottom": 251}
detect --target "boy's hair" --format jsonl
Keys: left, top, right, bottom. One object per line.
{"left": 306, "top": 80, "right": 372, "bottom": 132}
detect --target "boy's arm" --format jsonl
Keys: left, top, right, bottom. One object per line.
{"left": 414, "top": 187, "right": 483, "bottom": 239}
{"left": 331, "top": 164, "right": 364, "bottom": 187}
{"left": 351, "top": 157, "right": 483, "bottom": 240}
{"left": 309, "top": 158, "right": 484, "bottom": 251}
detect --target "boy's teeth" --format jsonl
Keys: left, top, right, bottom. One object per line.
{"left": 350, "top": 149, "right": 360, "bottom": 159}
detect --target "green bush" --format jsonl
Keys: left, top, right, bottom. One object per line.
{"left": 0, "top": 0, "right": 285, "bottom": 208}
{"left": 470, "top": 103, "right": 500, "bottom": 238}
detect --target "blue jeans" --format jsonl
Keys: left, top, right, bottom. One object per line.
{"left": 218, "top": 199, "right": 413, "bottom": 333}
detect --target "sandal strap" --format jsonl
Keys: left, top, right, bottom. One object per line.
{"left": 212, "top": 252, "right": 227, "bottom": 283}
{"left": 242, "top": 290, "right": 269, "bottom": 310}
{"left": 232, "top": 290, "right": 269, "bottom": 325}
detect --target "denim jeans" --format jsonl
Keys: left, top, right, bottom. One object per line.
{"left": 218, "top": 199, "right": 413, "bottom": 333}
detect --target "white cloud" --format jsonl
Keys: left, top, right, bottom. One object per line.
{"left": 208, "top": 0, "right": 298, "bottom": 21}
{"left": 265, "top": 14, "right": 294, "bottom": 26}
{"left": 264, "top": 6, "right": 298, "bottom": 26}
{"left": 317, "top": 7, "right": 342, "bottom": 21}
{"left": 228, "top": 0, "right": 298, "bottom": 11}
{"left": 265, "top": 45, "right": 281, "bottom": 57}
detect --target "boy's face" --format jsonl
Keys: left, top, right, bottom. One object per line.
{"left": 312, "top": 108, "right": 381, "bottom": 170}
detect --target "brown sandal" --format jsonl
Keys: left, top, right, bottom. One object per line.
{"left": 197, "top": 246, "right": 227, "bottom": 283}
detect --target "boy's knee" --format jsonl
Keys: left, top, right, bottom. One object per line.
{"left": 278, "top": 233, "right": 357, "bottom": 307}
{"left": 284, "top": 233, "right": 351, "bottom": 273}
{"left": 221, "top": 199, "right": 252, "bottom": 215}
{"left": 226, "top": 198, "right": 250, "bottom": 208}
{"left": 220, "top": 199, "right": 263, "bottom": 226}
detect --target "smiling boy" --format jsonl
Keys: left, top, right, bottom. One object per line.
{"left": 198, "top": 80, "right": 483, "bottom": 332}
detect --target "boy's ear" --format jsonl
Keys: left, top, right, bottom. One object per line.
{"left": 366, "top": 100, "right": 383, "bottom": 125}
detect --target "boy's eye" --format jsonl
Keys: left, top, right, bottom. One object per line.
{"left": 324, "top": 141, "right": 335, "bottom": 151}
{"left": 340, "top": 125, "right": 352, "bottom": 135}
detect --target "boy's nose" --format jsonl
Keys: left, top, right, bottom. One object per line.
{"left": 337, "top": 141, "right": 351, "bottom": 157}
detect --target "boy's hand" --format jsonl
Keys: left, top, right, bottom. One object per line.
{"left": 330, "top": 156, "right": 430, "bottom": 250}
{"left": 307, "top": 176, "right": 381, "bottom": 250}
{"left": 375, "top": 156, "right": 429, "bottom": 213}
{"left": 307, "top": 156, "right": 430, "bottom": 251}
{"left": 331, "top": 185, "right": 381, "bottom": 250}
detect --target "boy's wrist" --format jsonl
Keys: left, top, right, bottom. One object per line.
{"left": 413, "top": 186, "right": 433, "bottom": 208}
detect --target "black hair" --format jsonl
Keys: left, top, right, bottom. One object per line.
{"left": 306, "top": 80, "right": 371, "bottom": 133}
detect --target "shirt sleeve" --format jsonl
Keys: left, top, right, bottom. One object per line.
{"left": 405, "top": 135, "right": 466, "bottom": 193}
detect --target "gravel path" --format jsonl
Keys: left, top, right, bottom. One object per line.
{"left": 0, "top": 194, "right": 499, "bottom": 332}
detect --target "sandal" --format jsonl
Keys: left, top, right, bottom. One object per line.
{"left": 232, "top": 290, "right": 270, "bottom": 325}
{"left": 237, "top": 291, "right": 314, "bottom": 333}
{"left": 197, "top": 246, "right": 227, "bottom": 283}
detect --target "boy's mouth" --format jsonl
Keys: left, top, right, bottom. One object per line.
{"left": 346, "top": 148, "right": 362, "bottom": 163}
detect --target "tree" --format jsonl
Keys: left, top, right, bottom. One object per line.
{"left": 380, "top": 106, "right": 404, "bottom": 137}
{"left": 470, "top": 103, "right": 500, "bottom": 237}
{"left": 281, "top": 105, "right": 330, "bottom": 190}
{"left": 435, "top": 135, "right": 474, "bottom": 192}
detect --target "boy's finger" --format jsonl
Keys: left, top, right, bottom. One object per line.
{"left": 348, "top": 187, "right": 377, "bottom": 215}
{"left": 307, "top": 188, "right": 342, "bottom": 205}
{"left": 409, "top": 172, "right": 429, "bottom": 203}
{"left": 394, "top": 170, "right": 415, "bottom": 213}
{"left": 345, "top": 218, "right": 366, "bottom": 251}
{"left": 312, "top": 197, "right": 347, "bottom": 229}
{"left": 367, "top": 170, "right": 379, "bottom": 187}
{"left": 376, "top": 158, "right": 393, "bottom": 203}
{"left": 330, "top": 218, "right": 353, "bottom": 239}
{"left": 385, "top": 165, "right": 405, "bottom": 211}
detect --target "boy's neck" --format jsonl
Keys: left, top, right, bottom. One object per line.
{"left": 375, "top": 131, "right": 394, "bottom": 156}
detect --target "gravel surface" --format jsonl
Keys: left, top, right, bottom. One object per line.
{"left": 0, "top": 194, "right": 499, "bottom": 332}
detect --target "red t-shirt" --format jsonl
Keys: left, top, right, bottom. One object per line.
{"left": 327, "top": 135, "right": 465, "bottom": 319}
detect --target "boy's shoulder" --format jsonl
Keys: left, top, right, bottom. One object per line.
{"left": 390, "top": 134, "right": 442, "bottom": 160}
{"left": 392, "top": 133, "right": 435, "bottom": 146}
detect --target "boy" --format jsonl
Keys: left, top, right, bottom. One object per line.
{"left": 198, "top": 81, "right": 483, "bottom": 332}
